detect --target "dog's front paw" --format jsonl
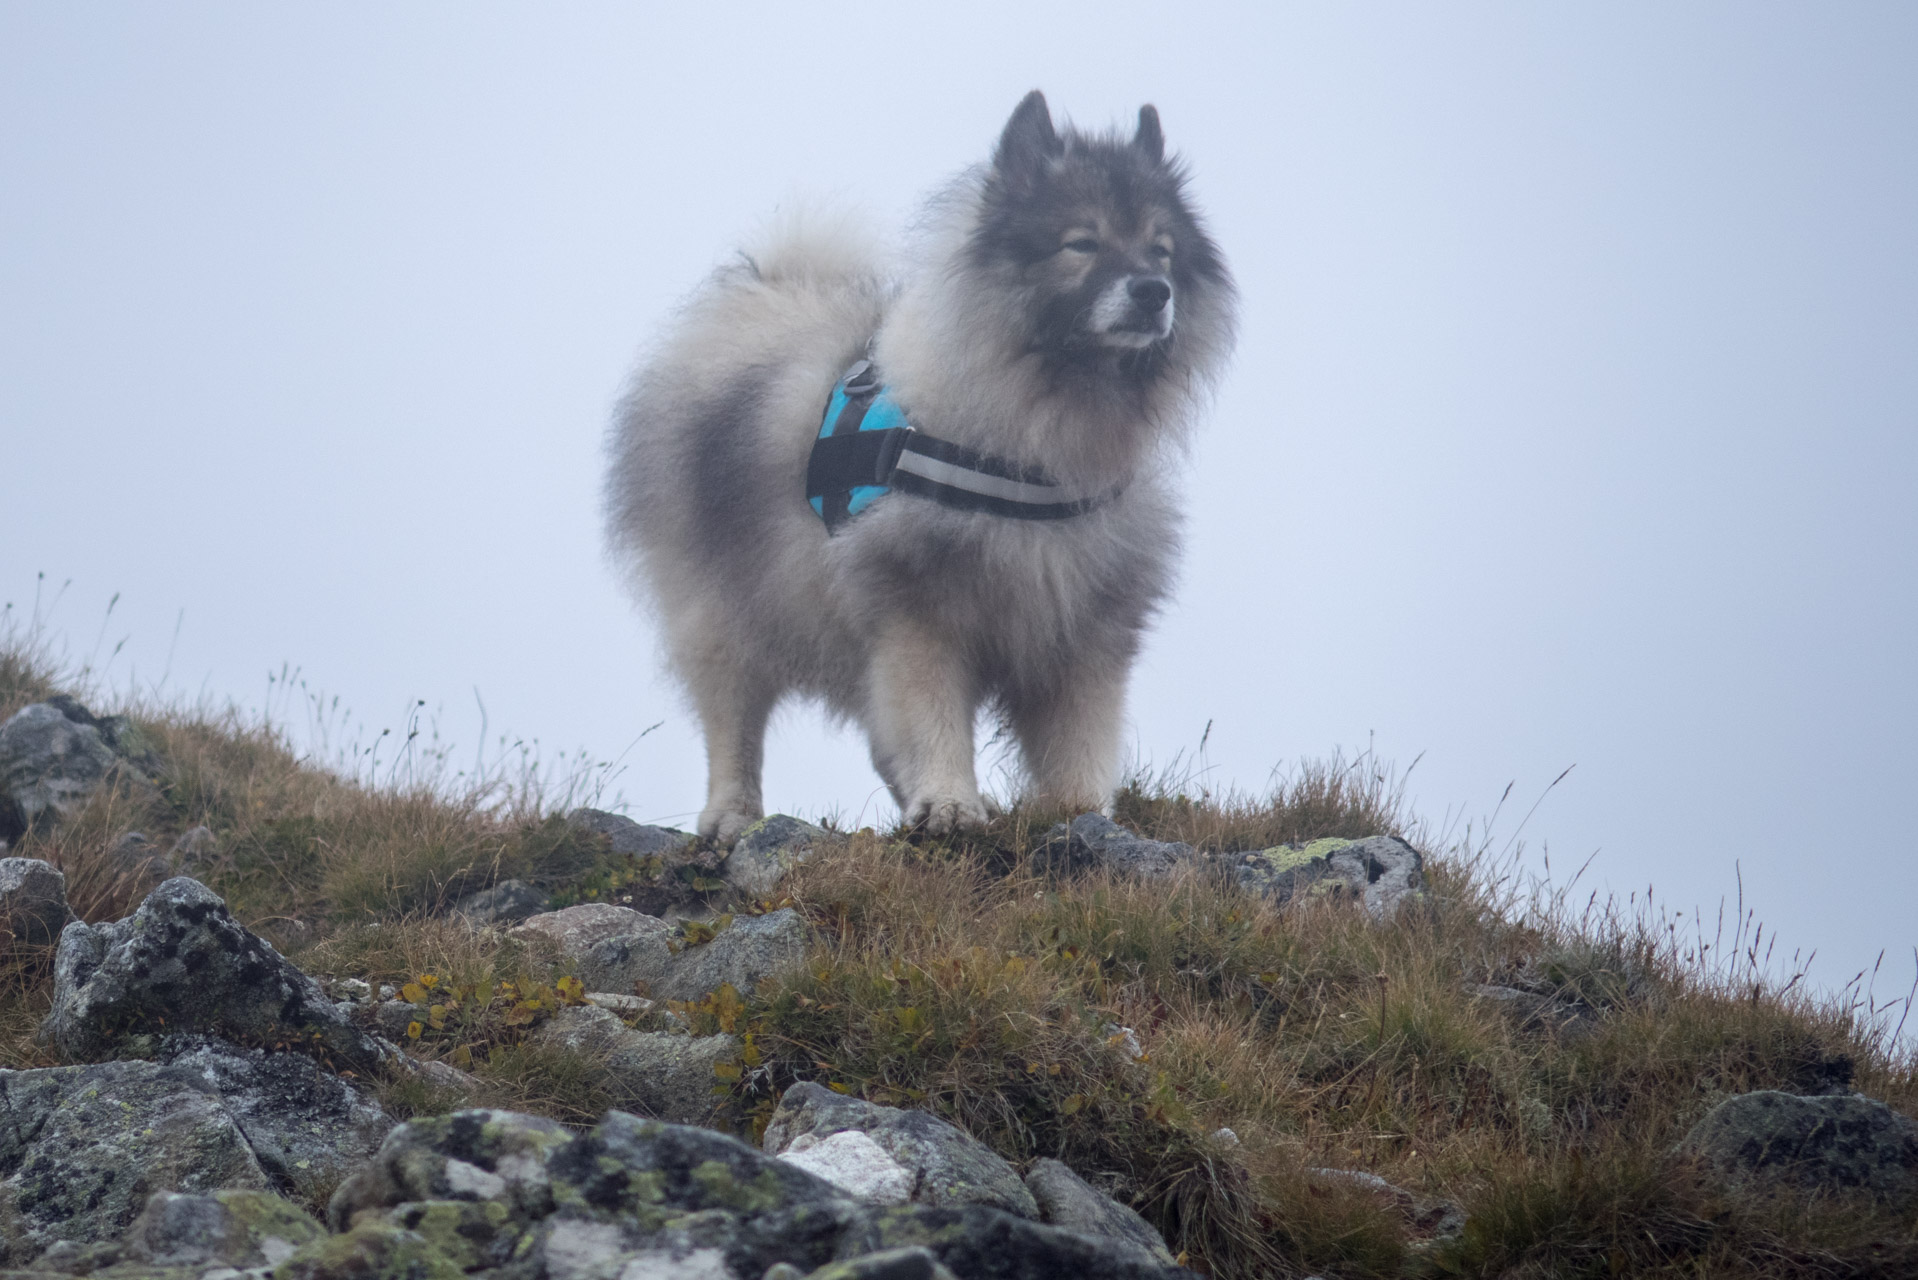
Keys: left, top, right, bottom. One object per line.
{"left": 902, "top": 793, "right": 991, "bottom": 836}
{"left": 699, "top": 805, "right": 761, "bottom": 848}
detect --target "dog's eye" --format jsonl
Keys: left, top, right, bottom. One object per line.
{"left": 1150, "top": 243, "right": 1173, "bottom": 262}
{"left": 1062, "top": 238, "right": 1099, "bottom": 254}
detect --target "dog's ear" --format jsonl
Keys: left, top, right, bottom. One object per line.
{"left": 1133, "top": 105, "right": 1164, "bottom": 165}
{"left": 996, "top": 90, "right": 1061, "bottom": 184}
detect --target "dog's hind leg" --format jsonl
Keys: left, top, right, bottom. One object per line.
{"left": 689, "top": 659, "right": 778, "bottom": 847}
{"left": 864, "top": 618, "right": 990, "bottom": 835}
{"left": 1008, "top": 657, "right": 1127, "bottom": 816}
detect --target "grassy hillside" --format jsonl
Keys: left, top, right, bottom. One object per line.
{"left": 2, "top": 631, "right": 1914, "bottom": 1278}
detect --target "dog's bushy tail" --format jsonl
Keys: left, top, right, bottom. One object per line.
{"left": 733, "top": 202, "right": 892, "bottom": 293}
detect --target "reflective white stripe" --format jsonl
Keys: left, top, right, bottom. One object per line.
{"left": 893, "top": 449, "right": 1093, "bottom": 507}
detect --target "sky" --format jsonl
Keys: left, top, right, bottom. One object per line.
{"left": 3, "top": 4, "right": 1914, "bottom": 1011}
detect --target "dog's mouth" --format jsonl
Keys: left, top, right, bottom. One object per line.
{"left": 1086, "top": 276, "right": 1175, "bottom": 349}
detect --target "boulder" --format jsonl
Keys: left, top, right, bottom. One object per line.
{"left": 0, "top": 703, "right": 124, "bottom": 840}
{"left": 531, "top": 1005, "right": 740, "bottom": 1125}
{"left": 118, "top": 1188, "right": 325, "bottom": 1270}
{"left": 722, "top": 815, "right": 827, "bottom": 897}
{"left": 655, "top": 908, "right": 808, "bottom": 1002}
{"left": 158, "top": 1037, "right": 393, "bottom": 1203}
{"left": 327, "top": 1107, "right": 1190, "bottom": 1280}
{"left": 1229, "top": 834, "right": 1425, "bottom": 918}
{"left": 326, "top": 1108, "right": 575, "bottom": 1230}
{"left": 44, "top": 876, "right": 389, "bottom": 1073}
{"left": 1039, "top": 815, "right": 1193, "bottom": 880}
{"left": 1679, "top": 1090, "right": 1918, "bottom": 1203}
{"left": 0, "top": 1059, "right": 270, "bottom": 1262}
{"left": 452, "top": 877, "right": 551, "bottom": 925}
{"left": 778, "top": 1130, "right": 914, "bottom": 1205}
{"left": 858, "top": 1203, "right": 1191, "bottom": 1280}
{"left": 569, "top": 807, "right": 698, "bottom": 858}
{"left": 1024, "top": 1157, "right": 1174, "bottom": 1266}
{"left": 763, "top": 1082, "right": 1039, "bottom": 1219}
{"left": 512, "top": 902, "right": 675, "bottom": 995}
{"left": 104, "top": 831, "right": 167, "bottom": 882}
{"left": 566, "top": 808, "right": 728, "bottom": 918}
{"left": 0, "top": 857, "right": 72, "bottom": 947}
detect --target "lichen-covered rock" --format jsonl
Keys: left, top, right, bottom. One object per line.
{"left": 1023, "top": 1158, "right": 1173, "bottom": 1266}
{"left": 778, "top": 1131, "right": 914, "bottom": 1205}
{"left": 805, "top": 1246, "right": 959, "bottom": 1280}
{"left": 326, "top": 1109, "right": 574, "bottom": 1230}
{"left": 513, "top": 902, "right": 676, "bottom": 995}
{"left": 0, "top": 1059, "right": 269, "bottom": 1263}
{"left": 452, "top": 878, "right": 551, "bottom": 925}
{"left": 721, "top": 815, "right": 827, "bottom": 896}
{"left": 119, "top": 1188, "right": 324, "bottom": 1269}
{"left": 158, "top": 1037, "right": 392, "bottom": 1203}
{"left": 0, "top": 857, "right": 72, "bottom": 947}
{"left": 763, "top": 1083, "right": 1038, "bottom": 1220}
{"left": 382, "top": 1200, "right": 521, "bottom": 1272}
{"left": 859, "top": 1203, "right": 1190, "bottom": 1279}
{"left": 1679, "top": 1090, "right": 1918, "bottom": 1203}
{"left": 274, "top": 1220, "right": 465, "bottom": 1280}
{"left": 1038, "top": 815, "right": 1193, "bottom": 880}
{"left": 546, "top": 1110, "right": 863, "bottom": 1276}
{"left": 0, "top": 703, "right": 123, "bottom": 840}
{"left": 656, "top": 909, "right": 807, "bottom": 1002}
{"left": 43, "top": 877, "right": 388, "bottom": 1073}
{"left": 569, "top": 808, "right": 698, "bottom": 858}
{"left": 1229, "top": 834, "right": 1425, "bottom": 919}
{"left": 531, "top": 1005, "right": 739, "bottom": 1125}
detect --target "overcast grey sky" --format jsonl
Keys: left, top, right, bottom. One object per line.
{"left": 3, "top": 4, "right": 1914, "bottom": 1006}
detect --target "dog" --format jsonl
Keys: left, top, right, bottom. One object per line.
{"left": 605, "top": 90, "right": 1235, "bottom": 844}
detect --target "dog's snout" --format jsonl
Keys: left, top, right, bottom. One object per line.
{"left": 1128, "top": 276, "right": 1172, "bottom": 313}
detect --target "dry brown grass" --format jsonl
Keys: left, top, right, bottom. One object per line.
{"left": 3, "top": 628, "right": 1916, "bottom": 1276}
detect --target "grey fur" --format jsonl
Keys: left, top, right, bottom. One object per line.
{"left": 606, "top": 92, "right": 1236, "bottom": 843}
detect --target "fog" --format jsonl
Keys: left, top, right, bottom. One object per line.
{"left": 3, "top": 4, "right": 1913, "bottom": 1006}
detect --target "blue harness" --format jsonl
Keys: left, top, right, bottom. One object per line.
{"left": 806, "top": 359, "right": 1117, "bottom": 531}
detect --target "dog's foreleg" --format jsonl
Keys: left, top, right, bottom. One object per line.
{"left": 1010, "top": 658, "right": 1127, "bottom": 815}
{"left": 691, "top": 666, "right": 776, "bottom": 847}
{"left": 865, "top": 619, "right": 989, "bottom": 835}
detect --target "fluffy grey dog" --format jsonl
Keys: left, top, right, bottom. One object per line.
{"left": 606, "top": 91, "right": 1235, "bottom": 844}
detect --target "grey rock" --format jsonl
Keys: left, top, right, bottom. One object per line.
{"left": 513, "top": 902, "right": 676, "bottom": 995}
{"left": 1469, "top": 983, "right": 1598, "bottom": 1038}
{"left": 275, "top": 1219, "right": 465, "bottom": 1280}
{"left": 1024, "top": 1157, "right": 1174, "bottom": 1265}
{"left": 1679, "top": 1090, "right": 1918, "bottom": 1203}
{"left": 326, "top": 1108, "right": 575, "bottom": 1230}
{"left": 1229, "top": 834, "right": 1425, "bottom": 919}
{"left": 0, "top": 1058, "right": 270, "bottom": 1262}
{"left": 0, "top": 857, "right": 72, "bottom": 946}
{"left": 452, "top": 877, "right": 551, "bottom": 925}
{"left": 168, "top": 825, "right": 218, "bottom": 874}
{"left": 569, "top": 807, "right": 699, "bottom": 858}
{"left": 763, "top": 1082, "right": 1038, "bottom": 1219}
{"left": 44, "top": 876, "right": 388, "bottom": 1073}
{"left": 532, "top": 1005, "right": 740, "bottom": 1126}
{"left": 857, "top": 1203, "right": 1189, "bottom": 1279}
{"left": 1040, "top": 814, "right": 1193, "bottom": 880}
{"left": 778, "top": 1130, "right": 914, "bottom": 1205}
{"left": 159, "top": 1036, "right": 392, "bottom": 1203}
{"left": 382, "top": 1199, "right": 524, "bottom": 1272}
{"left": 0, "top": 703, "right": 123, "bottom": 839}
{"left": 806, "top": 1246, "right": 959, "bottom": 1280}
{"left": 656, "top": 909, "right": 808, "bottom": 1002}
{"left": 119, "top": 1188, "right": 325, "bottom": 1269}
{"left": 722, "top": 815, "right": 827, "bottom": 897}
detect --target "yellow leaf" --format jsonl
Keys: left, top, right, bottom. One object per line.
{"left": 405, "top": 1021, "right": 423, "bottom": 1040}
{"left": 400, "top": 983, "right": 428, "bottom": 1005}
{"left": 712, "top": 1061, "right": 742, "bottom": 1082}
{"left": 451, "top": 1045, "right": 473, "bottom": 1068}
{"left": 1062, "top": 1094, "right": 1084, "bottom": 1116}
{"left": 418, "top": 974, "right": 439, "bottom": 989}
{"left": 427, "top": 1004, "right": 446, "bottom": 1030}
{"left": 828, "top": 1082, "right": 851, "bottom": 1094}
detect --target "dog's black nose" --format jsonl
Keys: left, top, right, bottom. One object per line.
{"left": 1128, "top": 276, "right": 1172, "bottom": 313}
